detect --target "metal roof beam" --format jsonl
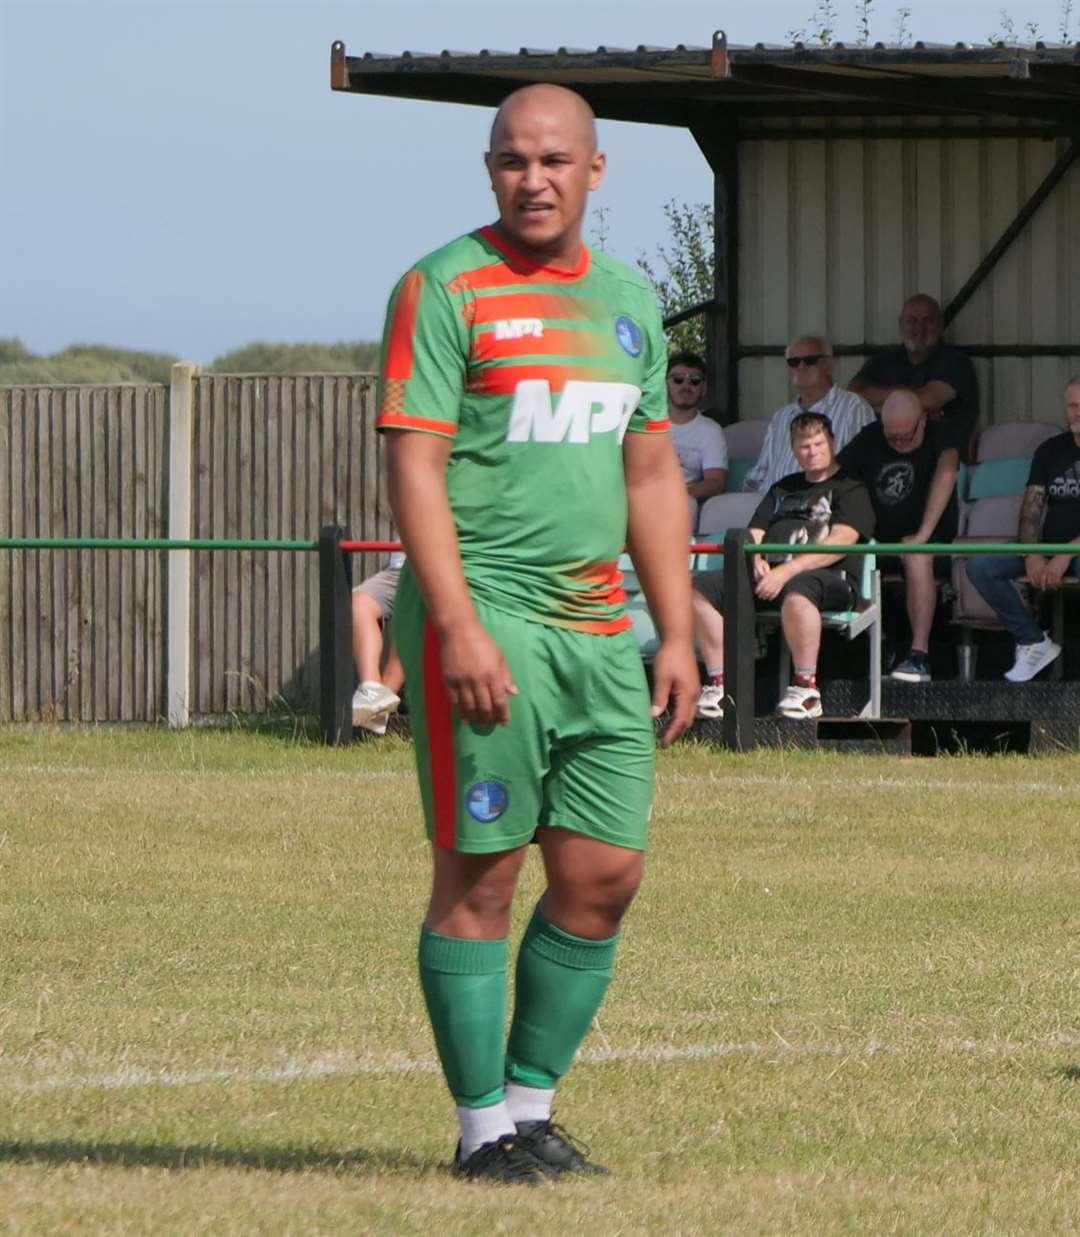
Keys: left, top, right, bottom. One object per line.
{"left": 730, "top": 64, "right": 1072, "bottom": 120}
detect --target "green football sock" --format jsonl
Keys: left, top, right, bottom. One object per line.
{"left": 418, "top": 927, "right": 508, "bottom": 1109}
{"left": 506, "top": 906, "right": 620, "bottom": 1090}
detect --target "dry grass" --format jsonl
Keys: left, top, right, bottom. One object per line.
{"left": 2, "top": 727, "right": 1079, "bottom": 1234}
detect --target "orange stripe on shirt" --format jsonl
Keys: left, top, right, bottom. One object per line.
{"left": 470, "top": 291, "right": 590, "bottom": 325}
{"left": 468, "top": 363, "right": 607, "bottom": 396}
{"left": 472, "top": 327, "right": 596, "bottom": 364}
{"left": 383, "top": 269, "right": 424, "bottom": 381}
{"left": 629, "top": 417, "right": 671, "bottom": 434}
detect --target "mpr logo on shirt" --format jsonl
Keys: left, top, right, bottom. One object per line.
{"left": 494, "top": 318, "right": 544, "bottom": 341}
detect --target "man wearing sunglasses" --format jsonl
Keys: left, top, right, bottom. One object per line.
{"left": 667, "top": 350, "right": 728, "bottom": 523}
{"left": 848, "top": 294, "right": 978, "bottom": 459}
{"left": 743, "top": 336, "right": 875, "bottom": 493}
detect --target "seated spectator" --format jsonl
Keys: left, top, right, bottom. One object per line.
{"left": 693, "top": 412, "right": 876, "bottom": 721}
{"left": 838, "top": 389, "right": 959, "bottom": 683}
{"left": 351, "top": 551, "right": 405, "bottom": 733}
{"left": 667, "top": 350, "right": 728, "bottom": 506}
{"left": 743, "top": 335, "right": 875, "bottom": 492}
{"left": 848, "top": 294, "right": 978, "bottom": 458}
{"left": 965, "top": 377, "right": 1080, "bottom": 682}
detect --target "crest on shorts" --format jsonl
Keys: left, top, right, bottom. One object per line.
{"left": 614, "top": 315, "right": 643, "bottom": 357}
{"left": 465, "top": 780, "right": 509, "bottom": 823}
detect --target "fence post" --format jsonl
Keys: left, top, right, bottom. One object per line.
{"left": 319, "top": 525, "right": 354, "bottom": 744}
{"left": 722, "top": 528, "right": 756, "bottom": 752}
{"left": 166, "top": 361, "right": 199, "bottom": 727}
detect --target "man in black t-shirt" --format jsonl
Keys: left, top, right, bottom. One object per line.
{"left": 965, "top": 378, "right": 1080, "bottom": 681}
{"left": 693, "top": 411, "right": 876, "bottom": 721}
{"left": 849, "top": 294, "right": 978, "bottom": 459}
{"left": 838, "top": 389, "right": 960, "bottom": 683}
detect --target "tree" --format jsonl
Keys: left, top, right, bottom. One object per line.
{"left": 636, "top": 201, "right": 714, "bottom": 357}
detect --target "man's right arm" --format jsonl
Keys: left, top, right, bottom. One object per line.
{"left": 1018, "top": 482, "right": 1049, "bottom": 589}
{"left": 385, "top": 430, "right": 516, "bottom": 726}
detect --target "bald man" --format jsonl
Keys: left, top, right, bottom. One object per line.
{"left": 849, "top": 294, "right": 979, "bottom": 459}
{"left": 838, "top": 389, "right": 960, "bottom": 682}
{"left": 376, "top": 83, "right": 698, "bottom": 1183}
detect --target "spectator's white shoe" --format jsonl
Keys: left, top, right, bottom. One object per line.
{"left": 695, "top": 684, "right": 725, "bottom": 719}
{"left": 776, "top": 684, "right": 823, "bottom": 720}
{"left": 352, "top": 681, "right": 401, "bottom": 728}
{"left": 1004, "top": 635, "right": 1061, "bottom": 683}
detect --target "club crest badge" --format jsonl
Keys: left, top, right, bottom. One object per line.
{"left": 614, "top": 315, "right": 643, "bottom": 357}
{"left": 465, "top": 780, "right": 509, "bottom": 823}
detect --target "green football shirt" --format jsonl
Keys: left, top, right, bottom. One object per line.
{"left": 376, "top": 226, "right": 670, "bottom": 634}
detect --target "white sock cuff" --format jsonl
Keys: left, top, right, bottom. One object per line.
{"left": 504, "top": 1083, "right": 556, "bottom": 1125}
{"left": 456, "top": 1100, "right": 515, "bottom": 1160}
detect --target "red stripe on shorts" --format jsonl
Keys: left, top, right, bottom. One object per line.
{"left": 422, "top": 618, "right": 457, "bottom": 849}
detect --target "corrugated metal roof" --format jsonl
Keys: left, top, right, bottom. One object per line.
{"left": 330, "top": 37, "right": 1080, "bottom": 131}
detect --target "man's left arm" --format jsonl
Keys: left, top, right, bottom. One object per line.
{"left": 688, "top": 467, "right": 728, "bottom": 500}
{"left": 1043, "top": 534, "right": 1080, "bottom": 588}
{"left": 903, "top": 447, "right": 959, "bottom": 544}
{"left": 624, "top": 432, "right": 700, "bottom": 745}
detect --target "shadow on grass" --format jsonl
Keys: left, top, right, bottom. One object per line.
{"left": 1053, "top": 1064, "right": 1080, "bottom": 1081}
{"left": 0, "top": 1139, "right": 431, "bottom": 1175}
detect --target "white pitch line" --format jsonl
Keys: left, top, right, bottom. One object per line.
{"left": 659, "top": 771, "right": 1080, "bottom": 797}
{"left": 6, "top": 1035, "right": 1080, "bottom": 1096}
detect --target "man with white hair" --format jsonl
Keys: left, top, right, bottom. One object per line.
{"left": 838, "top": 388, "right": 960, "bottom": 682}
{"left": 965, "top": 376, "right": 1080, "bottom": 681}
{"left": 742, "top": 335, "right": 875, "bottom": 493}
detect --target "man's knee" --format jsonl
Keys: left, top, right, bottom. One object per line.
{"left": 427, "top": 846, "right": 527, "bottom": 934}
{"left": 352, "top": 590, "right": 384, "bottom": 623}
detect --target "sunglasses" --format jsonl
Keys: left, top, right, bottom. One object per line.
{"left": 786, "top": 355, "right": 826, "bottom": 368}
{"left": 669, "top": 374, "right": 704, "bottom": 386}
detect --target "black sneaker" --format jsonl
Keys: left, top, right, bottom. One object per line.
{"left": 450, "top": 1136, "right": 550, "bottom": 1185}
{"left": 514, "top": 1119, "right": 609, "bottom": 1176}
{"left": 890, "top": 650, "right": 931, "bottom": 683}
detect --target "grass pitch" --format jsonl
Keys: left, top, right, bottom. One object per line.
{"left": 2, "top": 727, "right": 1079, "bottom": 1234}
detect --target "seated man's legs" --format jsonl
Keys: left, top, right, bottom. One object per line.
{"left": 965, "top": 553, "right": 1061, "bottom": 682}
{"left": 964, "top": 554, "right": 1041, "bottom": 645}
{"left": 776, "top": 568, "right": 853, "bottom": 719}
{"left": 351, "top": 567, "right": 403, "bottom": 730}
{"left": 890, "top": 553, "right": 936, "bottom": 682}
{"left": 690, "top": 570, "right": 726, "bottom": 717}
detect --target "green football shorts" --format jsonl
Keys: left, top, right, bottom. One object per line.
{"left": 393, "top": 572, "right": 656, "bottom": 855}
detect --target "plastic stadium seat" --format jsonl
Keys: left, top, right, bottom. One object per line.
{"left": 972, "top": 420, "right": 1061, "bottom": 462}
{"left": 722, "top": 419, "right": 769, "bottom": 495}
{"left": 696, "top": 491, "right": 760, "bottom": 543}
{"left": 966, "top": 457, "right": 1035, "bottom": 501}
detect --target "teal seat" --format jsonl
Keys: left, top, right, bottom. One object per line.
{"left": 966, "top": 456, "right": 1033, "bottom": 500}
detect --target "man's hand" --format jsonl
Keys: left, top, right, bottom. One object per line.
{"left": 439, "top": 620, "right": 518, "bottom": 727}
{"left": 755, "top": 561, "right": 793, "bottom": 602}
{"left": 901, "top": 530, "right": 930, "bottom": 546}
{"left": 751, "top": 556, "right": 771, "bottom": 584}
{"left": 1025, "top": 554, "right": 1049, "bottom": 590}
{"left": 1041, "top": 554, "right": 1072, "bottom": 591}
{"left": 649, "top": 640, "right": 700, "bottom": 747}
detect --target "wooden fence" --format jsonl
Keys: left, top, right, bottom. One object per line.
{"left": 0, "top": 371, "right": 386, "bottom": 723}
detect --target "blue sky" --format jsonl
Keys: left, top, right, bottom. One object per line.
{"left": 1, "top": 0, "right": 1074, "bottom": 362}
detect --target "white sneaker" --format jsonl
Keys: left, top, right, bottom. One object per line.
{"left": 352, "top": 680, "right": 401, "bottom": 727}
{"left": 1004, "top": 634, "right": 1061, "bottom": 683}
{"left": 696, "top": 684, "right": 725, "bottom": 719}
{"left": 359, "top": 710, "right": 389, "bottom": 736}
{"left": 776, "top": 684, "right": 823, "bottom": 720}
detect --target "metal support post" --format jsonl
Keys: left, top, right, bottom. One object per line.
{"left": 319, "top": 525, "right": 354, "bottom": 745}
{"left": 721, "top": 529, "right": 756, "bottom": 752}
